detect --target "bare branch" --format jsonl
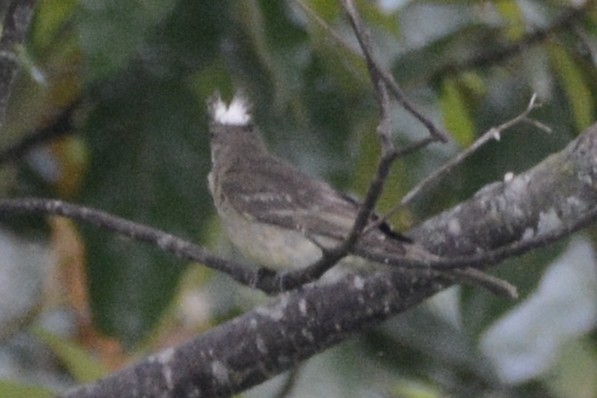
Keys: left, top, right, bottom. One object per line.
{"left": 402, "top": 94, "right": 544, "bottom": 204}
{"left": 371, "top": 94, "right": 546, "bottom": 230}
{"left": 0, "top": 198, "right": 263, "bottom": 289}
{"left": 55, "top": 120, "right": 597, "bottom": 397}
{"left": 451, "top": 268, "right": 518, "bottom": 299}
{"left": 414, "top": 205, "right": 597, "bottom": 271}
{"left": 1, "top": 121, "right": 593, "bottom": 398}
{"left": 0, "top": 196, "right": 512, "bottom": 298}
{"left": 298, "top": 0, "right": 449, "bottom": 142}
{"left": 378, "top": 69, "right": 450, "bottom": 142}
{"left": 342, "top": 0, "right": 448, "bottom": 143}
{"left": 263, "top": 0, "right": 426, "bottom": 287}
{"left": 57, "top": 268, "right": 446, "bottom": 398}
{"left": 295, "top": 0, "right": 354, "bottom": 54}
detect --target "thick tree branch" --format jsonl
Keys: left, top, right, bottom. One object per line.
{"left": 57, "top": 270, "right": 438, "bottom": 398}
{"left": 0, "top": 3, "right": 590, "bottom": 396}
{"left": 0, "top": 0, "right": 37, "bottom": 128}
{"left": 55, "top": 121, "right": 597, "bottom": 398}
{"left": 415, "top": 123, "right": 597, "bottom": 253}
{"left": 357, "top": 122, "right": 597, "bottom": 269}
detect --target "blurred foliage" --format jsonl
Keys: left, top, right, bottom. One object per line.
{"left": 32, "top": 327, "right": 109, "bottom": 383}
{"left": 0, "top": 0, "right": 596, "bottom": 397}
{"left": 0, "top": 381, "right": 54, "bottom": 398}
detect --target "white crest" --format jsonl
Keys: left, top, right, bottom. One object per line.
{"left": 211, "top": 93, "right": 251, "bottom": 126}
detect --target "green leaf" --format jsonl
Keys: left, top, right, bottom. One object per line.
{"left": 389, "top": 380, "right": 442, "bottom": 398}
{"left": 494, "top": 0, "right": 524, "bottom": 41}
{"left": 358, "top": 0, "right": 401, "bottom": 37}
{"left": 439, "top": 77, "right": 475, "bottom": 147}
{"left": 548, "top": 43, "right": 595, "bottom": 132}
{"left": 33, "top": 328, "right": 108, "bottom": 383}
{"left": 31, "top": 0, "right": 78, "bottom": 50}
{"left": 304, "top": 0, "right": 341, "bottom": 21}
{"left": 0, "top": 381, "right": 54, "bottom": 398}
{"left": 546, "top": 338, "right": 597, "bottom": 398}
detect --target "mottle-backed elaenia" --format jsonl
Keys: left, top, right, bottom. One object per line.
{"left": 207, "top": 92, "right": 437, "bottom": 271}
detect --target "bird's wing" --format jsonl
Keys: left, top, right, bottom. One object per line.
{"left": 221, "top": 156, "right": 411, "bottom": 252}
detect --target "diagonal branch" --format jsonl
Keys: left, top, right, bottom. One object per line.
{"left": 56, "top": 119, "right": 597, "bottom": 398}
{"left": 298, "top": 0, "right": 449, "bottom": 143}
{"left": 359, "top": 122, "right": 597, "bottom": 270}
{"left": 0, "top": 198, "right": 263, "bottom": 289}
{"left": 368, "top": 93, "right": 548, "bottom": 232}
{"left": 341, "top": 0, "right": 448, "bottom": 143}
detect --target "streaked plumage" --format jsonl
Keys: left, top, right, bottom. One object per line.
{"left": 207, "top": 92, "right": 435, "bottom": 270}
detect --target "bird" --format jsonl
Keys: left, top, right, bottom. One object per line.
{"left": 206, "top": 92, "right": 439, "bottom": 272}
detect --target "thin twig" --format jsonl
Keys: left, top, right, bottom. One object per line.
{"left": 378, "top": 68, "right": 449, "bottom": 142}
{"left": 402, "top": 93, "right": 544, "bottom": 206}
{"left": 298, "top": 0, "right": 449, "bottom": 143}
{"left": 451, "top": 268, "right": 518, "bottom": 299}
{"left": 343, "top": 0, "right": 449, "bottom": 143}
{"left": 394, "top": 136, "right": 435, "bottom": 158}
{"left": 340, "top": 0, "right": 396, "bottom": 238}
{"left": 272, "top": 366, "right": 303, "bottom": 398}
{"left": 367, "top": 94, "right": 546, "bottom": 233}
{"left": 274, "top": 0, "right": 402, "bottom": 285}
{"left": 295, "top": 0, "right": 353, "bottom": 52}
{"left": 264, "top": 0, "right": 516, "bottom": 299}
